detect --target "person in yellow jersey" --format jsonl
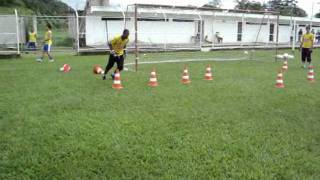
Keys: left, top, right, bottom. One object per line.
{"left": 300, "top": 25, "right": 314, "bottom": 68}
{"left": 102, "top": 29, "right": 129, "bottom": 80}
{"left": 37, "top": 24, "right": 54, "bottom": 62}
{"left": 27, "top": 28, "right": 37, "bottom": 51}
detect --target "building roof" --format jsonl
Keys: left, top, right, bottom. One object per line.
{"left": 87, "top": 3, "right": 320, "bottom": 24}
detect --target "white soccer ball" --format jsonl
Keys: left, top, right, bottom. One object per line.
{"left": 276, "top": 55, "right": 284, "bottom": 59}
{"left": 143, "top": 54, "right": 147, "bottom": 56}
{"left": 283, "top": 53, "right": 289, "bottom": 58}
{"left": 59, "top": 67, "right": 64, "bottom": 71}
{"left": 123, "top": 67, "right": 129, "bottom": 71}
{"left": 244, "top": 51, "right": 248, "bottom": 55}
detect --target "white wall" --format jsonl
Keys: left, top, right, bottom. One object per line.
{"left": 86, "top": 16, "right": 108, "bottom": 46}
{"left": 85, "top": 17, "right": 196, "bottom": 46}
{"left": 137, "top": 20, "right": 195, "bottom": 44}
{"left": 213, "top": 21, "right": 238, "bottom": 43}
{"left": 278, "top": 25, "right": 291, "bottom": 43}
{"left": 203, "top": 18, "right": 273, "bottom": 44}
{"left": 243, "top": 24, "right": 269, "bottom": 43}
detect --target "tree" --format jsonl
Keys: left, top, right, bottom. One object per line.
{"left": 0, "top": 0, "right": 70, "bottom": 15}
{"left": 203, "top": 0, "right": 222, "bottom": 8}
{"left": 267, "top": 0, "right": 307, "bottom": 17}
{"left": 234, "top": 0, "right": 266, "bottom": 11}
{"left": 315, "top": 12, "right": 320, "bottom": 18}
{"left": 208, "top": 0, "right": 221, "bottom": 8}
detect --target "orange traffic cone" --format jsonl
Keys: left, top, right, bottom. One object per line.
{"left": 93, "top": 65, "right": 104, "bottom": 74}
{"left": 148, "top": 69, "right": 158, "bottom": 87}
{"left": 307, "top": 66, "right": 315, "bottom": 83}
{"left": 181, "top": 66, "right": 191, "bottom": 84}
{"left": 60, "top": 64, "right": 71, "bottom": 72}
{"left": 275, "top": 70, "right": 285, "bottom": 88}
{"left": 282, "top": 60, "right": 288, "bottom": 71}
{"left": 112, "top": 69, "right": 123, "bottom": 90}
{"left": 204, "top": 65, "right": 213, "bottom": 80}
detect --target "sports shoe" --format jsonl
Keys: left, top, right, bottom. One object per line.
{"left": 36, "top": 58, "right": 43, "bottom": 62}
{"left": 49, "top": 59, "right": 55, "bottom": 62}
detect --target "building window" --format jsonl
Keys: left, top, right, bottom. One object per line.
{"left": 237, "top": 22, "right": 242, "bottom": 41}
{"left": 269, "top": 23, "right": 274, "bottom": 42}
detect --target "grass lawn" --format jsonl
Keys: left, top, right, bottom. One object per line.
{"left": 0, "top": 50, "right": 320, "bottom": 179}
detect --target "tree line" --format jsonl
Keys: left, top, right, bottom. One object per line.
{"left": 206, "top": 0, "right": 308, "bottom": 17}
{"left": 0, "top": 0, "right": 70, "bottom": 15}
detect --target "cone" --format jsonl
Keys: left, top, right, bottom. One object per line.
{"left": 181, "top": 66, "right": 191, "bottom": 84}
{"left": 275, "top": 70, "right": 285, "bottom": 88}
{"left": 148, "top": 69, "right": 158, "bottom": 87}
{"left": 282, "top": 60, "right": 288, "bottom": 71}
{"left": 93, "top": 65, "right": 104, "bottom": 74}
{"left": 60, "top": 64, "right": 71, "bottom": 72}
{"left": 204, "top": 65, "right": 213, "bottom": 80}
{"left": 112, "top": 69, "right": 123, "bottom": 90}
{"left": 307, "top": 66, "right": 315, "bottom": 82}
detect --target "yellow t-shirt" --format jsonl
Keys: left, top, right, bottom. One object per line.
{"left": 29, "top": 32, "right": 36, "bottom": 42}
{"left": 110, "top": 35, "right": 129, "bottom": 56}
{"left": 45, "top": 30, "right": 52, "bottom": 45}
{"left": 301, "top": 33, "right": 314, "bottom": 48}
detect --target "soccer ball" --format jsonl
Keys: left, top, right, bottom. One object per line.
{"left": 276, "top": 55, "right": 284, "bottom": 59}
{"left": 59, "top": 64, "right": 71, "bottom": 72}
{"left": 244, "top": 51, "right": 248, "bottom": 55}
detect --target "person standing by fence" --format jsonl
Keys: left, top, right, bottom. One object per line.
{"left": 27, "top": 28, "right": 37, "bottom": 51}
{"left": 36, "top": 24, "right": 54, "bottom": 62}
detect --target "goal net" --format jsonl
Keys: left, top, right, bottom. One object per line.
{"left": 75, "top": 4, "right": 281, "bottom": 70}
{"left": 125, "top": 4, "right": 281, "bottom": 70}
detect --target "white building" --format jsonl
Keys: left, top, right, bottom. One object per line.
{"left": 80, "top": 0, "right": 320, "bottom": 51}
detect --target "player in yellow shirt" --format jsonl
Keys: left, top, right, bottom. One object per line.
{"left": 102, "top": 29, "right": 129, "bottom": 80}
{"left": 37, "top": 24, "right": 54, "bottom": 62}
{"left": 300, "top": 25, "right": 314, "bottom": 68}
{"left": 28, "top": 28, "right": 37, "bottom": 51}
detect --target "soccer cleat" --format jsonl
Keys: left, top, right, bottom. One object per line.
{"left": 49, "top": 59, "right": 55, "bottom": 62}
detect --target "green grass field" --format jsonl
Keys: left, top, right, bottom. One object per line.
{"left": 1, "top": 50, "right": 320, "bottom": 179}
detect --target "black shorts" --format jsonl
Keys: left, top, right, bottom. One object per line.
{"left": 105, "top": 54, "right": 124, "bottom": 72}
{"left": 301, "top": 48, "right": 312, "bottom": 63}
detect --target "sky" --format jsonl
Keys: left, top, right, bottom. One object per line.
{"left": 61, "top": 0, "right": 320, "bottom": 17}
